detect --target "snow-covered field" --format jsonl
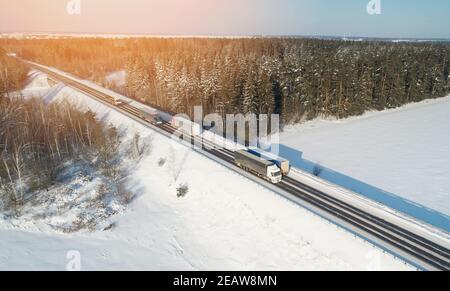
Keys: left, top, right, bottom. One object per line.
{"left": 279, "top": 96, "right": 450, "bottom": 224}
{"left": 0, "top": 72, "right": 413, "bottom": 271}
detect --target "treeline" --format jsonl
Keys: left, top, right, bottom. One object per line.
{"left": 0, "top": 96, "right": 120, "bottom": 214}
{"left": 0, "top": 49, "right": 29, "bottom": 98}
{"left": 2, "top": 37, "right": 449, "bottom": 123}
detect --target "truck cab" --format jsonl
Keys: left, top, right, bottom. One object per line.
{"left": 267, "top": 165, "right": 283, "bottom": 184}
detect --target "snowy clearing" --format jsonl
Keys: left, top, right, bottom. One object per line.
{"left": 279, "top": 96, "right": 450, "bottom": 224}
{"left": 0, "top": 71, "right": 413, "bottom": 271}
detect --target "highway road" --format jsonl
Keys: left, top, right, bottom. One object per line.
{"left": 27, "top": 61, "right": 450, "bottom": 271}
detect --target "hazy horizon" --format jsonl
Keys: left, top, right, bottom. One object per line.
{"left": 2, "top": 32, "right": 450, "bottom": 42}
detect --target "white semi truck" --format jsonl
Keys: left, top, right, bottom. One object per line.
{"left": 234, "top": 150, "right": 283, "bottom": 184}
{"left": 247, "top": 147, "right": 291, "bottom": 176}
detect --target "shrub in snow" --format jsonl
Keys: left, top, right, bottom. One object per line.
{"left": 129, "top": 133, "right": 152, "bottom": 161}
{"left": 177, "top": 184, "right": 189, "bottom": 198}
{"left": 116, "top": 182, "right": 134, "bottom": 205}
{"left": 102, "top": 223, "right": 115, "bottom": 231}
{"left": 132, "top": 132, "right": 142, "bottom": 159}
{"left": 97, "top": 125, "right": 122, "bottom": 181}
{"left": 158, "top": 158, "right": 166, "bottom": 167}
{"left": 313, "top": 164, "right": 323, "bottom": 177}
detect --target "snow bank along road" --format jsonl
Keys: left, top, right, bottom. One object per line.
{"left": 25, "top": 60, "right": 450, "bottom": 271}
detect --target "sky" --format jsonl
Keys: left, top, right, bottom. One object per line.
{"left": 0, "top": 0, "right": 449, "bottom": 38}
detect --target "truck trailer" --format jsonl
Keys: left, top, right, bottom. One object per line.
{"left": 247, "top": 148, "right": 291, "bottom": 175}
{"left": 234, "top": 150, "right": 282, "bottom": 184}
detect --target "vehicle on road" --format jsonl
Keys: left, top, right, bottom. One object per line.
{"left": 138, "top": 110, "right": 164, "bottom": 125}
{"left": 113, "top": 98, "right": 125, "bottom": 106}
{"left": 247, "top": 147, "right": 291, "bottom": 175}
{"left": 234, "top": 150, "right": 282, "bottom": 184}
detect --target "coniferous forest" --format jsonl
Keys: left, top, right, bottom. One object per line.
{"left": 2, "top": 37, "right": 449, "bottom": 124}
